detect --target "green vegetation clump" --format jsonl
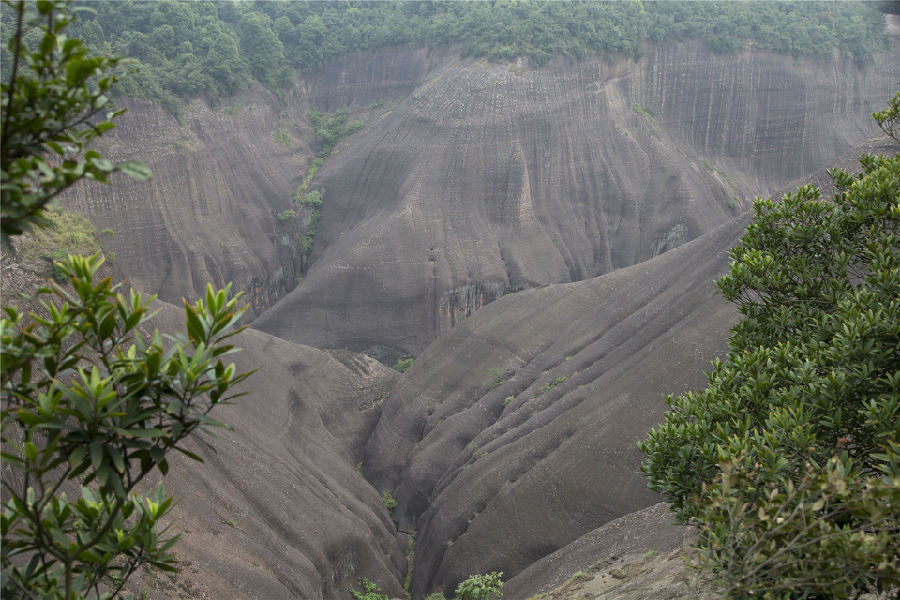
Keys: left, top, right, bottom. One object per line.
{"left": 640, "top": 93, "right": 900, "bottom": 598}
{"left": 51, "top": 1, "right": 890, "bottom": 113}
{"left": 21, "top": 209, "right": 102, "bottom": 281}
{"left": 455, "top": 572, "right": 503, "bottom": 600}
{"left": 540, "top": 373, "right": 572, "bottom": 394}
{"left": 308, "top": 109, "right": 366, "bottom": 157}
{"left": 349, "top": 577, "right": 389, "bottom": 600}
{"left": 299, "top": 208, "right": 320, "bottom": 255}
{"left": 272, "top": 129, "right": 293, "bottom": 150}
{"left": 488, "top": 367, "right": 505, "bottom": 389}
{"left": 290, "top": 110, "right": 365, "bottom": 275}
{"left": 632, "top": 104, "right": 657, "bottom": 118}
{"left": 394, "top": 356, "right": 414, "bottom": 372}
{"left": 294, "top": 158, "right": 325, "bottom": 202}
{"left": 719, "top": 170, "right": 737, "bottom": 190}
{"left": 404, "top": 537, "right": 416, "bottom": 594}
{"left": 381, "top": 489, "right": 398, "bottom": 514}
{"left": 873, "top": 88, "right": 900, "bottom": 140}
{"left": 276, "top": 208, "right": 297, "bottom": 222}
{"left": 298, "top": 189, "right": 323, "bottom": 208}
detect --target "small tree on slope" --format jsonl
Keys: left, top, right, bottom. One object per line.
{"left": 1, "top": 1, "right": 254, "bottom": 597}
{"left": 640, "top": 93, "right": 900, "bottom": 599}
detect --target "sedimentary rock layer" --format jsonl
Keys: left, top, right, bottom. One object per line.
{"left": 363, "top": 209, "right": 750, "bottom": 595}
{"left": 129, "top": 306, "right": 406, "bottom": 599}
{"left": 253, "top": 42, "right": 897, "bottom": 355}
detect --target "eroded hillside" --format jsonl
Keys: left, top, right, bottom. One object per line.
{"left": 61, "top": 42, "right": 898, "bottom": 353}
{"left": 254, "top": 42, "right": 897, "bottom": 359}
{"left": 44, "top": 36, "right": 900, "bottom": 600}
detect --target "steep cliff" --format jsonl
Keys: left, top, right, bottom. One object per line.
{"left": 252, "top": 42, "right": 898, "bottom": 357}
{"left": 60, "top": 42, "right": 897, "bottom": 347}
{"left": 61, "top": 45, "right": 441, "bottom": 320}
{"left": 367, "top": 134, "right": 897, "bottom": 598}
{"left": 363, "top": 209, "right": 749, "bottom": 596}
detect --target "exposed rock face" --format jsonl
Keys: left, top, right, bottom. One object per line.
{"left": 60, "top": 45, "right": 439, "bottom": 320}
{"left": 503, "top": 503, "right": 702, "bottom": 600}
{"left": 62, "top": 89, "right": 310, "bottom": 320}
{"left": 365, "top": 135, "right": 898, "bottom": 598}
{"left": 45, "top": 37, "right": 899, "bottom": 599}
{"left": 304, "top": 44, "right": 444, "bottom": 112}
{"left": 126, "top": 305, "right": 406, "bottom": 600}
{"left": 58, "top": 42, "right": 896, "bottom": 346}
{"left": 363, "top": 210, "right": 750, "bottom": 596}
{"left": 252, "top": 42, "right": 898, "bottom": 356}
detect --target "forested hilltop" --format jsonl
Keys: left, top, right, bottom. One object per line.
{"left": 21, "top": 0, "right": 893, "bottom": 112}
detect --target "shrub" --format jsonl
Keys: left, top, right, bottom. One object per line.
{"left": 640, "top": 97, "right": 900, "bottom": 598}
{"left": 632, "top": 104, "right": 657, "bottom": 118}
{"left": 455, "top": 572, "right": 503, "bottom": 600}
{"left": 277, "top": 208, "right": 297, "bottom": 222}
{"left": 349, "top": 577, "right": 388, "bottom": 600}
{"left": 298, "top": 190, "right": 323, "bottom": 208}
{"left": 381, "top": 489, "right": 397, "bottom": 514}
{"left": 272, "top": 129, "right": 293, "bottom": 150}
{"left": 540, "top": 373, "right": 572, "bottom": 394}
{"left": 394, "top": 356, "right": 414, "bottom": 372}
{"left": 873, "top": 90, "right": 899, "bottom": 141}
{"left": 488, "top": 367, "right": 504, "bottom": 388}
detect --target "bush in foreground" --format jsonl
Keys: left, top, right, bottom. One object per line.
{"left": 640, "top": 94, "right": 900, "bottom": 598}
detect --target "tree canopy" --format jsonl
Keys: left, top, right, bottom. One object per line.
{"left": 640, "top": 94, "right": 900, "bottom": 598}
{"left": 9, "top": 1, "right": 887, "bottom": 113}
{"left": 0, "top": 0, "right": 150, "bottom": 243}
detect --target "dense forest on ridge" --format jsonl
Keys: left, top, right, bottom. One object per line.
{"left": 1, "top": 0, "right": 890, "bottom": 113}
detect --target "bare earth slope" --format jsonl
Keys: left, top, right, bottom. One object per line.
{"left": 60, "top": 46, "right": 441, "bottom": 319}
{"left": 39, "top": 38, "right": 898, "bottom": 600}
{"left": 363, "top": 206, "right": 751, "bottom": 597}
{"left": 131, "top": 306, "right": 407, "bottom": 600}
{"left": 252, "top": 42, "right": 898, "bottom": 358}
{"left": 57, "top": 43, "right": 897, "bottom": 352}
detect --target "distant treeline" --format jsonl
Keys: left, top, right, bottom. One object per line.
{"left": 47, "top": 1, "right": 893, "bottom": 111}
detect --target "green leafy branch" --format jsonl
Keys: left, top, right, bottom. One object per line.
{"left": 1, "top": 0, "right": 151, "bottom": 244}
{"left": 1, "top": 254, "right": 255, "bottom": 599}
